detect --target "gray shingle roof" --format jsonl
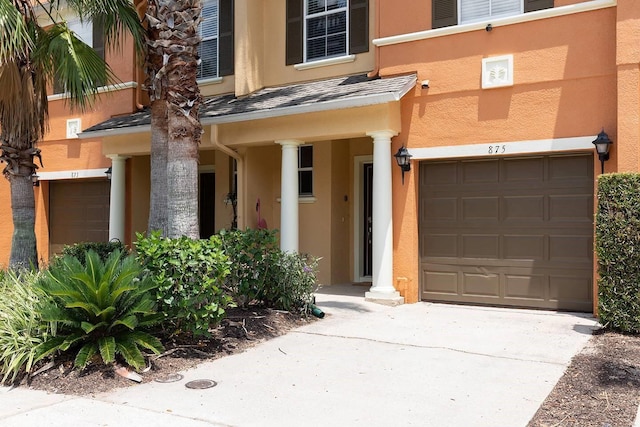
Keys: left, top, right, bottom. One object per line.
{"left": 81, "top": 73, "right": 416, "bottom": 136}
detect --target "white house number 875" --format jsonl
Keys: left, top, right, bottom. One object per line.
{"left": 488, "top": 145, "right": 506, "bottom": 155}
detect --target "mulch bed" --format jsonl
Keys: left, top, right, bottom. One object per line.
{"left": 528, "top": 330, "right": 640, "bottom": 427}
{"left": 21, "top": 307, "right": 314, "bottom": 396}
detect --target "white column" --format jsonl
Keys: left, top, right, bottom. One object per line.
{"left": 107, "top": 155, "right": 129, "bottom": 242}
{"left": 277, "top": 140, "right": 303, "bottom": 252}
{"left": 365, "top": 131, "right": 404, "bottom": 305}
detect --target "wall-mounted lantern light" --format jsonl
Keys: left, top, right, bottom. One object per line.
{"left": 31, "top": 173, "right": 39, "bottom": 187}
{"left": 592, "top": 129, "right": 613, "bottom": 174}
{"left": 105, "top": 166, "right": 112, "bottom": 180}
{"left": 394, "top": 146, "right": 413, "bottom": 185}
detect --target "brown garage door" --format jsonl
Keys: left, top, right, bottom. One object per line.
{"left": 50, "top": 180, "right": 110, "bottom": 255}
{"left": 419, "top": 154, "right": 594, "bottom": 311}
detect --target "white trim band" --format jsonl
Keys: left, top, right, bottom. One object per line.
{"left": 294, "top": 55, "right": 356, "bottom": 70}
{"left": 373, "top": 0, "right": 616, "bottom": 47}
{"left": 409, "top": 136, "right": 596, "bottom": 160}
{"left": 48, "top": 81, "right": 138, "bottom": 101}
{"left": 37, "top": 168, "right": 109, "bottom": 180}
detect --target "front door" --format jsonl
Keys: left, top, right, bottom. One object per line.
{"left": 363, "top": 163, "right": 373, "bottom": 277}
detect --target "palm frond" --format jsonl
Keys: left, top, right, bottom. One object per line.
{"left": 0, "top": 0, "right": 34, "bottom": 64}
{"left": 98, "top": 336, "right": 116, "bottom": 365}
{"left": 74, "top": 343, "right": 96, "bottom": 369}
{"left": 115, "top": 338, "right": 145, "bottom": 371}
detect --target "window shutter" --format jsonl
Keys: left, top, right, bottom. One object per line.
{"left": 433, "top": 0, "right": 457, "bottom": 29}
{"left": 219, "top": 0, "right": 234, "bottom": 76}
{"left": 524, "top": 0, "right": 553, "bottom": 13}
{"left": 286, "top": 0, "right": 303, "bottom": 65}
{"left": 349, "top": 0, "right": 369, "bottom": 54}
{"left": 92, "top": 18, "right": 105, "bottom": 61}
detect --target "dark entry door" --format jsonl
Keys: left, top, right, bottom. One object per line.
{"left": 363, "top": 163, "right": 373, "bottom": 277}
{"left": 199, "top": 172, "right": 215, "bottom": 239}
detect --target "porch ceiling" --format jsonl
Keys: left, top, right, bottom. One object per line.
{"left": 80, "top": 73, "right": 416, "bottom": 149}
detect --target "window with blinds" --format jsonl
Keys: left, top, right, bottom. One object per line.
{"left": 198, "top": 0, "right": 219, "bottom": 79}
{"left": 460, "top": 0, "right": 521, "bottom": 24}
{"left": 305, "top": 0, "right": 348, "bottom": 62}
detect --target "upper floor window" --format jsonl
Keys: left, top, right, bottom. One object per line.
{"left": 433, "top": 0, "right": 553, "bottom": 29}
{"left": 286, "top": 0, "right": 369, "bottom": 65}
{"left": 54, "top": 18, "right": 104, "bottom": 94}
{"left": 198, "top": 0, "right": 234, "bottom": 80}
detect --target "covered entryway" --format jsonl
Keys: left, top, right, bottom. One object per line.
{"left": 419, "top": 154, "right": 594, "bottom": 311}
{"left": 49, "top": 180, "right": 110, "bottom": 254}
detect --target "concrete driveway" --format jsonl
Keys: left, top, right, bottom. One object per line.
{"left": 0, "top": 285, "right": 598, "bottom": 427}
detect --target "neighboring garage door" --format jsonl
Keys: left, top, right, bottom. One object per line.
{"left": 50, "top": 180, "right": 110, "bottom": 255}
{"left": 419, "top": 154, "right": 594, "bottom": 311}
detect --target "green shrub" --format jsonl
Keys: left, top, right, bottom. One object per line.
{"left": 0, "top": 270, "right": 53, "bottom": 384}
{"left": 218, "top": 228, "right": 279, "bottom": 307}
{"left": 36, "top": 250, "right": 164, "bottom": 370}
{"left": 59, "top": 241, "right": 128, "bottom": 265}
{"left": 135, "top": 232, "right": 232, "bottom": 338}
{"left": 265, "top": 252, "right": 319, "bottom": 313}
{"left": 596, "top": 173, "right": 640, "bottom": 333}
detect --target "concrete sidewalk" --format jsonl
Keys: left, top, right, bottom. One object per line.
{"left": 0, "top": 285, "right": 599, "bottom": 426}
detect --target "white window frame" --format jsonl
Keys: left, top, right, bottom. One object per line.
{"left": 458, "top": 0, "right": 524, "bottom": 25}
{"left": 298, "top": 144, "right": 314, "bottom": 197}
{"left": 198, "top": 0, "right": 219, "bottom": 80}
{"left": 303, "top": 0, "right": 349, "bottom": 63}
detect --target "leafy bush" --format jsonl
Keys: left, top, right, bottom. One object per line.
{"left": 135, "top": 232, "right": 232, "bottom": 337}
{"left": 36, "top": 250, "right": 164, "bottom": 370}
{"left": 596, "top": 173, "right": 640, "bottom": 333}
{"left": 0, "top": 270, "right": 53, "bottom": 384}
{"left": 265, "top": 252, "right": 319, "bottom": 313}
{"left": 59, "top": 241, "right": 128, "bottom": 265}
{"left": 218, "top": 228, "right": 279, "bottom": 307}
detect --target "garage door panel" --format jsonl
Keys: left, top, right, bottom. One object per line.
{"left": 504, "top": 274, "right": 545, "bottom": 300}
{"left": 462, "top": 197, "right": 499, "bottom": 221}
{"left": 426, "top": 197, "right": 457, "bottom": 221}
{"left": 423, "top": 270, "right": 458, "bottom": 294}
{"left": 420, "top": 154, "right": 594, "bottom": 311}
{"left": 461, "top": 235, "right": 499, "bottom": 258}
{"left": 503, "top": 195, "right": 545, "bottom": 221}
{"left": 424, "top": 234, "right": 458, "bottom": 257}
{"left": 549, "top": 235, "right": 592, "bottom": 262}
{"left": 549, "top": 194, "right": 593, "bottom": 222}
{"left": 504, "top": 157, "right": 544, "bottom": 182}
{"left": 503, "top": 235, "right": 545, "bottom": 260}
{"left": 462, "top": 272, "right": 500, "bottom": 297}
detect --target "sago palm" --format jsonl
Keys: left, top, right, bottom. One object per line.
{"left": 0, "top": 0, "right": 144, "bottom": 268}
{"left": 36, "top": 250, "right": 164, "bottom": 370}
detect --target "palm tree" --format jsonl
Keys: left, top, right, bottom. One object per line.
{"left": 143, "top": 0, "right": 201, "bottom": 239}
{"left": 0, "top": 0, "right": 144, "bottom": 269}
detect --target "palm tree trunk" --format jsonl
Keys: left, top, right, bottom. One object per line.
{"left": 160, "top": 0, "right": 202, "bottom": 239}
{"left": 147, "top": 99, "right": 169, "bottom": 235}
{"left": 9, "top": 172, "right": 37, "bottom": 269}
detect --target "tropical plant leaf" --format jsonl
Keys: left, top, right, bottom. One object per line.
{"left": 74, "top": 343, "right": 97, "bottom": 369}
{"left": 112, "top": 315, "right": 138, "bottom": 330}
{"left": 115, "top": 338, "right": 145, "bottom": 371}
{"left": 98, "top": 336, "right": 116, "bottom": 364}
{"left": 128, "top": 331, "right": 164, "bottom": 355}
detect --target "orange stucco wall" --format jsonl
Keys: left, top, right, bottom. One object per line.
{"left": 378, "top": 2, "right": 626, "bottom": 305}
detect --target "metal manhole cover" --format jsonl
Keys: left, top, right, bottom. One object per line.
{"left": 185, "top": 379, "right": 217, "bottom": 389}
{"left": 154, "top": 373, "right": 184, "bottom": 383}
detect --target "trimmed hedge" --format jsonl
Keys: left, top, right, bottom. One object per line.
{"left": 59, "top": 241, "right": 128, "bottom": 264}
{"left": 596, "top": 173, "right": 640, "bottom": 332}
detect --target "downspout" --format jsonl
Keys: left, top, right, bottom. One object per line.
{"left": 210, "top": 125, "right": 245, "bottom": 229}
{"left": 366, "top": 0, "right": 381, "bottom": 79}
{"left": 134, "top": 0, "right": 147, "bottom": 111}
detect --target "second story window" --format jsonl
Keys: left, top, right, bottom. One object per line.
{"left": 198, "top": 0, "right": 234, "bottom": 80}
{"left": 433, "top": 0, "right": 553, "bottom": 29}
{"left": 198, "top": 0, "right": 219, "bottom": 79}
{"left": 305, "top": 0, "right": 347, "bottom": 62}
{"left": 54, "top": 18, "right": 104, "bottom": 94}
{"left": 286, "top": 0, "right": 369, "bottom": 66}
{"left": 299, "top": 145, "right": 313, "bottom": 196}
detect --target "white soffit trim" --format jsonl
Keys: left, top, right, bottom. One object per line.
{"left": 409, "top": 136, "right": 595, "bottom": 160}
{"left": 38, "top": 168, "right": 108, "bottom": 180}
{"left": 77, "top": 124, "right": 151, "bottom": 139}
{"left": 373, "top": 0, "right": 616, "bottom": 47}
